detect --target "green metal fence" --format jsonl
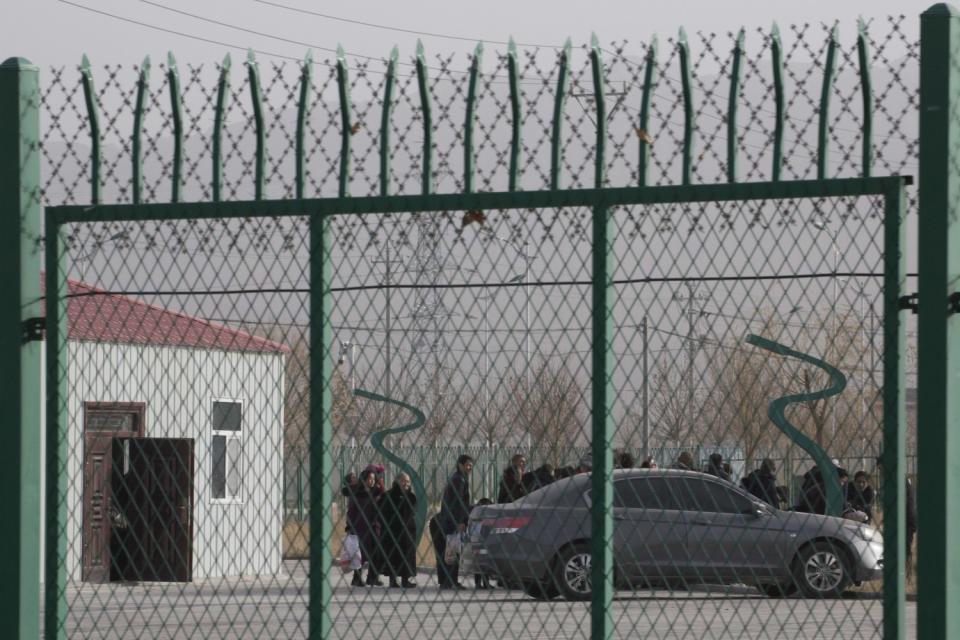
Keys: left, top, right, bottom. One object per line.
{"left": 5, "top": 6, "right": 960, "bottom": 640}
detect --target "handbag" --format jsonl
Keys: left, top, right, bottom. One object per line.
{"left": 444, "top": 532, "right": 462, "bottom": 565}
{"left": 338, "top": 533, "right": 363, "bottom": 573}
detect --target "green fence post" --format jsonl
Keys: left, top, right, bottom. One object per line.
{"left": 0, "top": 56, "right": 41, "bottom": 640}
{"left": 918, "top": 5, "right": 960, "bottom": 640}
{"left": 309, "top": 211, "right": 333, "bottom": 640}
{"left": 590, "top": 35, "right": 614, "bottom": 640}
{"left": 882, "top": 178, "right": 907, "bottom": 640}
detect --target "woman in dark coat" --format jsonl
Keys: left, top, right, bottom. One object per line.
{"left": 379, "top": 472, "right": 418, "bottom": 588}
{"left": 342, "top": 469, "right": 385, "bottom": 586}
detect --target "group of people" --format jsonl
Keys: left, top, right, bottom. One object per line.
{"left": 341, "top": 450, "right": 918, "bottom": 589}
{"left": 340, "top": 464, "right": 418, "bottom": 588}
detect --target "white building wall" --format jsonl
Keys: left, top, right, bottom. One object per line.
{"left": 58, "top": 341, "right": 285, "bottom": 581}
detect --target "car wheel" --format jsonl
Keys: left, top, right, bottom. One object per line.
{"left": 757, "top": 582, "right": 797, "bottom": 598}
{"left": 553, "top": 544, "right": 593, "bottom": 601}
{"left": 522, "top": 580, "right": 559, "bottom": 600}
{"left": 794, "top": 541, "right": 851, "bottom": 597}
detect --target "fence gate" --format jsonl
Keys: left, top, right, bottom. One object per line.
{"left": 11, "top": 8, "right": 959, "bottom": 640}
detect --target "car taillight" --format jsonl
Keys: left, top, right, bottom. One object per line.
{"left": 489, "top": 517, "right": 531, "bottom": 534}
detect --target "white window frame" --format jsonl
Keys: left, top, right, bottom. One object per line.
{"left": 211, "top": 397, "right": 243, "bottom": 504}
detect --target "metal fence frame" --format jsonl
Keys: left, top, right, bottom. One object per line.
{"left": 3, "top": 4, "right": 959, "bottom": 639}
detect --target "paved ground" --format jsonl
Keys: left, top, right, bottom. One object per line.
{"left": 48, "top": 560, "right": 913, "bottom": 639}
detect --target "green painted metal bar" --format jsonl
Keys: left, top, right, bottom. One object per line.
{"left": 415, "top": 41, "right": 433, "bottom": 195}
{"left": 132, "top": 55, "right": 150, "bottom": 205}
{"left": 167, "top": 52, "right": 184, "bottom": 203}
{"left": 817, "top": 24, "right": 839, "bottom": 180}
{"left": 727, "top": 29, "right": 744, "bottom": 184}
{"left": 212, "top": 53, "right": 231, "bottom": 202}
{"left": 79, "top": 55, "right": 101, "bottom": 204}
{"left": 677, "top": 28, "right": 695, "bottom": 185}
{"left": 464, "top": 42, "right": 483, "bottom": 194}
{"left": 336, "top": 45, "right": 351, "bottom": 199}
{"left": 638, "top": 36, "right": 657, "bottom": 187}
{"left": 379, "top": 47, "right": 398, "bottom": 197}
{"left": 295, "top": 51, "right": 313, "bottom": 200}
{"left": 246, "top": 50, "right": 266, "bottom": 200}
{"left": 918, "top": 5, "right": 960, "bottom": 640}
{"left": 308, "top": 211, "right": 333, "bottom": 640}
{"left": 355, "top": 389, "right": 429, "bottom": 540}
{"left": 550, "top": 39, "right": 572, "bottom": 190}
{"left": 43, "top": 221, "right": 68, "bottom": 640}
{"left": 857, "top": 18, "right": 874, "bottom": 178}
{"left": 507, "top": 38, "right": 521, "bottom": 192}
{"left": 745, "top": 335, "right": 847, "bottom": 517}
{"left": 47, "top": 176, "right": 912, "bottom": 224}
{"left": 590, "top": 35, "right": 607, "bottom": 189}
{"left": 770, "top": 23, "right": 785, "bottom": 182}
{"left": 0, "top": 56, "right": 41, "bottom": 640}
{"left": 588, "top": 36, "right": 612, "bottom": 638}
{"left": 882, "top": 179, "right": 907, "bottom": 640}
{"left": 590, "top": 201, "right": 614, "bottom": 639}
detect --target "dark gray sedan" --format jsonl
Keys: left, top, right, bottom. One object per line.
{"left": 469, "top": 469, "right": 883, "bottom": 600}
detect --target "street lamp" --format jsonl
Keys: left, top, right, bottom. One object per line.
{"left": 477, "top": 272, "right": 525, "bottom": 448}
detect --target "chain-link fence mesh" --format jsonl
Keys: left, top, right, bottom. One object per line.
{"left": 39, "top": 15, "right": 916, "bottom": 640}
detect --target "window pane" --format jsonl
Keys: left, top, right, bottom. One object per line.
{"left": 226, "top": 438, "right": 241, "bottom": 498}
{"left": 647, "top": 478, "right": 685, "bottom": 510}
{"left": 213, "top": 401, "right": 241, "bottom": 432}
{"left": 86, "top": 411, "right": 135, "bottom": 432}
{"left": 679, "top": 477, "right": 750, "bottom": 513}
{"left": 212, "top": 435, "right": 226, "bottom": 499}
{"left": 614, "top": 479, "right": 658, "bottom": 509}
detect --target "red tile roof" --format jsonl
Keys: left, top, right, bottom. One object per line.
{"left": 55, "top": 280, "right": 288, "bottom": 354}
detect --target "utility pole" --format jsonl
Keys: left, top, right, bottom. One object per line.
{"left": 371, "top": 243, "right": 406, "bottom": 398}
{"left": 674, "top": 283, "right": 709, "bottom": 432}
{"left": 642, "top": 315, "right": 649, "bottom": 460}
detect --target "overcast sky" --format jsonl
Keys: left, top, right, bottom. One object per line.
{"left": 6, "top": 0, "right": 931, "bottom": 69}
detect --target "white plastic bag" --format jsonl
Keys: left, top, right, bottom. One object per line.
{"left": 444, "top": 532, "right": 462, "bottom": 565}
{"left": 339, "top": 534, "right": 363, "bottom": 573}
{"left": 459, "top": 538, "right": 476, "bottom": 575}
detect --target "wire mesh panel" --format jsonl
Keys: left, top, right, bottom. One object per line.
{"left": 35, "top": 13, "right": 917, "bottom": 640}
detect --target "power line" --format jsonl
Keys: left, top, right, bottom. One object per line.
{"left": 251, "top": 0, "right": 564, "bottom": 49}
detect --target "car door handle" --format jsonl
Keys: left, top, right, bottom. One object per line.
{"left": 613, "top": 515, "right": 627, "bottom": 521}
{"left": 693, "top": 519, "right": 712, "bottom": 526}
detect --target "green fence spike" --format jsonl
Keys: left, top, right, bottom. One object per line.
{"left": 79, "top": 54, "right": 101, "bottom": 205}
{"left": 336, "top": 45, "right": 351, "bottom": 199}
{"left": 857, "top": 18, "right": 873, "bottom": 178}
{"left": 817, "top": 24, "right": 839, "bottom": 180}
{"left": 167, "top": 52, "right": 183, "bottom": 203}
{"left": 296, "top": 50, "right": 314, "bottom": 199}
{"left": 464, "top": 42, "right": 483, "bottom": 194}
{"left": 726, "top": 29, "right": 745, "bottom": 184}
{"left": 246, "top": 49, "right": 266, "bottom": 200}
{"left": 590, "top": 34, "right": 606, "bottom": 189}
{"left": 678, "top": 28, "right": 695, "bottom": 185}
{"left": 507, "top": 37, "right": 521, "bottom": 192}
{"left": 415, "top": 40, "right": 433, "bottom": 195}
{"left": 213, "top": 53, "right": 231, "bottom": 203}
{"left": 132, "top": 55, "right": 150, "bottom": 205}
{"left": 380, "top": 46, "right": 398, "bottom": 197}
{"left": 745, "top": 334, "right": 847, "bottom": 517}
{"left": 639, "top": 36, "right": 657, "bottom": 187}
{"left": 550, "top": 38, "right": 572, "bottom": 190}
{"left": 770, "top": 23, "right": 785, "bottom": 182}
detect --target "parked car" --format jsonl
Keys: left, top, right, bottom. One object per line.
{"left": 468, "top": 469, "right": 883, "bottom": 600}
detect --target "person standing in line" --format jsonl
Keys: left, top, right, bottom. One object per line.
{"left": 706, "top": 453, "right": 732, "bottom": 482}
{"left": 379, "top": 472, "right": 418, "bottom": 589}
{"left": 497, "top": 454, "right": 527, "bottom": 503}
{"left": 432, "top": 454, "right": 474, "bottom": 589}
{"left": 847, "top": 471, "right": 876, "bottom": 523}
{"left": 342, "top": 468, "right": 385, "bottom": 587}
{"left": 640, "top": 456, "right": 658, "bottom": 469}
{"left": 741, "top": 458, "right": 780, "bottom": 507}
{"left": 675, "top": 451, "right": 694, "bottom": 471}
